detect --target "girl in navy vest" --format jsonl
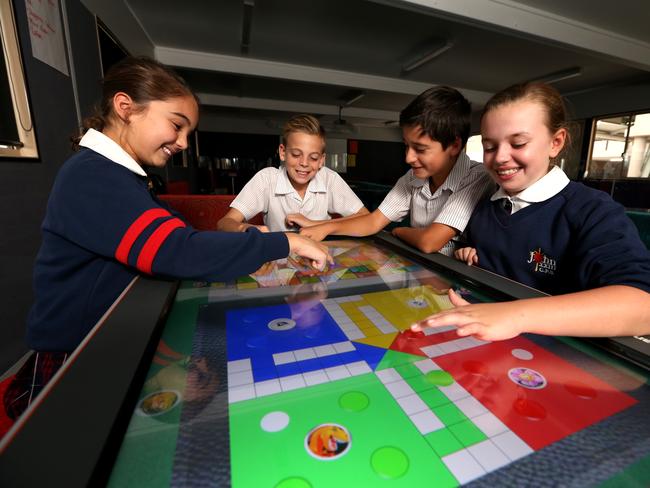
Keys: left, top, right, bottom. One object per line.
{"left": 3, "top": 57, "right": 330, "bottom": 421}
{"left": 412, "top": 82, "right": 650, "bottom": 340}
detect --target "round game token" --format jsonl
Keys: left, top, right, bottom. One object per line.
{"left": 304, "top": 423, "right": 351, "bottom": 460}
{"left": 511, "top": 348, "right": 534, "bottom": 360}
{"left": 260, "top": 411, "right": 290, "bottom": 432}
{"left": 136, "top": 389, "right": 181, "bottom": 417}
{"left": 513, "top": 398, "right": 547, "bottom": 420}
{"left": 425, "top": 370, "right": 454, "bottom": 386}
{"left": 274, "top": 477, "right": 312, "bottom": 488}
{"left": 508, "top": 367, "right": 547, "bottom": 389}
{"left": 407, "top": 296, "right": 428, "bottom": 308}
{"left": 268, "top": 318, "right": 296, "bottom": 331}
{"left": 338, "top": 391, "right": 369, "bottom": 412}
{"left": 370, "top": 446, "right": 409, "bottom": 479}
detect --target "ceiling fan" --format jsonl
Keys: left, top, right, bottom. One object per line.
{"left": 327, "top": 105, "right": 358, "bottom": 135}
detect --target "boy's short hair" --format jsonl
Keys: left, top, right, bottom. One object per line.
{"left": 282, "top": 114, "right": 326, "bottom": 150}
{"left": 399, "top": 86, "right": 471, "bottom": 149}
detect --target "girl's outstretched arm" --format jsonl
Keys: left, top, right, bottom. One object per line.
{"left": 411, "top": 286, "right": 650, "bottom": 341}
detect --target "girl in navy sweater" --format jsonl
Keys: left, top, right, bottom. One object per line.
{"left": 412, "top": 82, "right": 650, "bottom": 340}
{"left": 4, "top": 57, "right": 330, "bottom": 420}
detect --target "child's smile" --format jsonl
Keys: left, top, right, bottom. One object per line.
{"left": 481, "top": 100, "right": 565, "bottom": 195}
{"left": 117, "top": 96, "right": 198, "bottom": 168}
{"left": 279, "top": 132, "right": 325, "bottom": 196}
{"left": 402, "top": 124, "right": 459, "bottom": 186}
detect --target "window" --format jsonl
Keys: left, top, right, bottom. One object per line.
{"left": 0, "top": 0, "right": 38, "bottom": 159}
{"left": 465, "top": 134, "right": 483, "bottom": 162}
{"left": 586, "top": 112, "right": 650, "bottom": 179}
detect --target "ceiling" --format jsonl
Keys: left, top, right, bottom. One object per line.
{"left": 86, "top": 0, "right": 650, "bottom": 137}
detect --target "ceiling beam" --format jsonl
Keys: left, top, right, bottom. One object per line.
{"left": 196, "top": 93, "right": 400, "bottom": 121}
{"left": 80, "top": 0, "right": 154, "bottom": 57}
{"left": 377, "top": 0, "right": 650, "bottom": 71}
{"left": 156, "top": 46, "right": 492, "bottom": 105}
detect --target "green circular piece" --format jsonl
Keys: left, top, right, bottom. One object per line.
{"left": 339, "top": 391, "right": 369, "bottom": 412}
{"left": 425, "top": 370, "right": 454, "bottom": 386}
{"left": 370, "top": 446, "right": 409, "bottom": 479}
{"left": 275, "top": 477, "right": 312, "bottom": 488}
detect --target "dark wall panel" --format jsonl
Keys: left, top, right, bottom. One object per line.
{"left": 346, "top": 139, "right": 406, "bottom": 186}
{"left": 0, "top": 0, "right": 101, "bottom": 372}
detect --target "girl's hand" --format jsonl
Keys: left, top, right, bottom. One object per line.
{"left": 286, "top": 213, "right": 316, "bottom": 229}
{"left": 410, "top": 289, "right": 523, "bottom": 341}
{"left": 299, "top": 224, "right": 330, "bottom": 242}
{"left": 454, "top": 247, "right": 478, "bottom": 266}
{"left": 286, "top": 233, "right": 333, "bottom": 271}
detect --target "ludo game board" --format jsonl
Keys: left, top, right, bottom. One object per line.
{"left": 109, "top": 239, "right": 650, "bottom": 487}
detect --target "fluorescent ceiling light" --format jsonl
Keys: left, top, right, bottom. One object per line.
{"left": 339, "top": 90, "right": 365, "bottom": 107}
{"left": 529, "top": 67, "right": 582, "bottom": 84}
{"left": 402, "top": 40, "right": 454, "bottom": 73}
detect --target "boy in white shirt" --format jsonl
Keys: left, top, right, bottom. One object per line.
{"left": 217, "top": 115, "right": 368, "bottom": 233}
{"left": 301, "top": 87, "right": 494, "bottom": 256}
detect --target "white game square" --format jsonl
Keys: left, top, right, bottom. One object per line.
{"left": 492, "top": 431, "right": 534, "bottom": 461}
{"left": 279, "top": 374, "right": 307, "bottom": 391}
{"left": 272, "top": 351, "right": 296, "bottom": 365}
{"left": 332, "top": 341, "right": 355, "bottom": 353}
{"left": 396, "top": 393, "right": 429, "bottom": 415}
{"left": 375, "top": 368, "right": 402, "bottom": 384}
{"left": 302, "top": 370, "right": 329, "bottom": 386}
{"left": 254, "top": 379, "right": 282, "bottom": 397}
{"left": 409, "top": 409, "right": 444, "bottom": 434}
{"left": 313, "top": 344, "right": 337, "bottom": 357}
{"left": 346, "top": 361, "right": 372, "bottom": 376}
{"left": 228, "top": 369, "right": 254, "bottom": 387}
{"left": 442, "top": 449, "right": 486, "bottom": 484}
{"left": 228, "top": 384, "right": 256, "bottom": 403}
{"left": 383, "top": 379, "right": 416, "bottom": 399}
{"left": 324, "top": 365, "right": 351, "bottom": 381}
{"left": 414, "top": 359, "right": 441, "bottom": 373}
{"left": 227, "top": 358, "right": 251, "bottom": 374}
{"left": 468, "top": 439, "right": 511, "bottom": 472}
{"left": 293, "top": 348, "right": 317, "bottom": 361}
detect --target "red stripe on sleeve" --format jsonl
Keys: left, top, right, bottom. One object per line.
{"left": 136, "top": 218, "right": 186, "bottom": 274}
{"left": 115, "top": 208, "right": 172, "bottom": 264}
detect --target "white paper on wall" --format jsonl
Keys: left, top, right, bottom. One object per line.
{"left": 25, "top": 0, "right": 68, "bottom": 76}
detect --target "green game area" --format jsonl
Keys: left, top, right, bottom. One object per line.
{"left": 229, "top": 373, "right": 459, "bottom": 488}
{"left": 107, "top": 282, "right": 207, "bottom": 488}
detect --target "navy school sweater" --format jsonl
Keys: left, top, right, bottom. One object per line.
{"left": 28, "top": 149, "right": 289, "bottom": 351}
{"left": 465, "top": 182, "right": 650, "bottom": 296}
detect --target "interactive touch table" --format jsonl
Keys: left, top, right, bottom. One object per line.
{"left": 1, "top": 233, "right": 650, "bottom": 487}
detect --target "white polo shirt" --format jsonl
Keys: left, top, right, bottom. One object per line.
{"left": 231, "top": 166, "right": 364, "bottom": 232}
{"left": 491, "top": 165, "right": 570, "bottom": 214}
{"left": 378, "top": 153, "right": 494, "bottom": 255}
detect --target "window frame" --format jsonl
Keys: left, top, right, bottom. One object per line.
{"left": 0, "top": 0, "right": 38, "bottom": 159}
{"left": 585, "top": 109, "right": 650, "bottom": 180}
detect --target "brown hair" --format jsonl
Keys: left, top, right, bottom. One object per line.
{"left": 281, "top": 114, "right": 326, "bottom": 150}
{"left": 481, "top": 82, "right": 572, "bottom": 156}
{"left": 72, "top": 56, "right": 197, "bottom": 147}
{"left": 400, "top": 86, "right": 471, "bottom": 149}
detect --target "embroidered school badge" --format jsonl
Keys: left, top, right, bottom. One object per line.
{"left": 527, "top": 248, "right": 556, "bottom": 275}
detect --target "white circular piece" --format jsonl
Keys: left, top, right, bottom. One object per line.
{"left": 268, "top": 318, "right": 296, "bottom": 331}
{"left": 260, "top": 411, "right": 290, "bottom": 432}
{"left": 407, "top": 297, "right": 428, "bottom": 308}
{"left": 511, "top": 348, "right": 534, "bottom": 360}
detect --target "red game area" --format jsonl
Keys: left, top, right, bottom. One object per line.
{"left": 390, "top": 332, "right": 637, "bottom": 450}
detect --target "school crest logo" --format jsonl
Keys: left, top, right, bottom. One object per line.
{"left": 527, "top": 248, "right": 556, "bottom": 275}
